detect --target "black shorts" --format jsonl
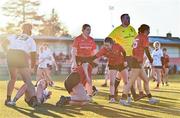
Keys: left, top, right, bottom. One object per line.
{"left": 153, "top": 66, "right": 163, "bottom": 69}
{"left": 129, "top": 57, "right": 141, "bottom": 69}
{"left": 76, "top": 56, "right": 97, "bottom": 68}
{"left": 126, "top": 56, "right": 136, "bottom": 68}
{"left": 108, "top": 64, "right": 126, "bottom": 72}
{"left": 7, "top": 49, "right": 29, "bottom": 68}
{"left": 64, "top": 72, "right": 81, "bottom": 93}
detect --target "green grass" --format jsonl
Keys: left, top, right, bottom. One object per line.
{"left": 0, "top": 74, "right": 180, "bottom": 118}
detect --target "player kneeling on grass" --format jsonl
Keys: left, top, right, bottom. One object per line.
{"left": 56, "top": 64, "right": 92, "bottom": 107}
{"left": 8, "top": 79, "right": 52, "bottom": 106}
{"left": 122, "top": 24, "right": 159, "bottom": 105}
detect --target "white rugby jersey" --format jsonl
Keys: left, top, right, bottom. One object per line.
{"left": 8, "top": 34, "right": 36, "bottom": 53}
{"left": 44, "top": 49, "right": 54, "bottom": 65}
{"left": 38, "top": 51, "right": 48, "bottom": 68}
{"left": 152, "top": 49, "right": 163, "bottom": 66}
{"left": 38, "top": 49, "right": 53, "bottom": 68}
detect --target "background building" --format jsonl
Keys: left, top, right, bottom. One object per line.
{"left": 0, "top": 34, "right": 180, "bottom": 75}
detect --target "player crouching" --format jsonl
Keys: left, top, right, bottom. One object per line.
{"left": 56, "top": 64, "right": 92, "bottom": 107}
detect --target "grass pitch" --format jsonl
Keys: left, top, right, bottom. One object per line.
{"left": 0, "top": 74, "right": 180, "bottom": 118}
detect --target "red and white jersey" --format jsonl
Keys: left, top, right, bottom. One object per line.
{"left": 8, "top": 34, "right": 36, "bottom": 53}
{"left": 152, "top": 49, "right": 163, "bottom": 66}
{"left": 72, "top": 34, "right": 96, "bottom": 57}
{"left": 96, "top": 44, "right": 125, "bottom": 65}
{"left": 132, "top": 34, "right": 149, "bottom": 63}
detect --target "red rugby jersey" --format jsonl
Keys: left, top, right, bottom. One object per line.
{"left": 132, "top": 34, "right": 149, "bottom": 63}
{"left": 96, "top": 44, "right": 125, "bottom": 65}
{"left": 163, "top": 54, "right": 169, "bottom": 68}
{"left": 72, "top": 34, "right": 96, "bottom": 57}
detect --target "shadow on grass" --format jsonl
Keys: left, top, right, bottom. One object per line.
{"left": 9, "top": 103, "right": 84, "bottom": 118}
{"left": 153, "top": 95, "right": 179, "bottom": 101}
{"left": 151, "top": 89, "right": 180, "bottom": 94}
{"left": 129, "top": 100, "right": 180, "bottom": 117}
{"left": 92, "top": 89, "right": 180, "bottom": 117}
{"left": 9, "top": 102, "right": 160, "bottom": 118}
{"left": 52, "top": 85, "right": 66, "bottom": 91}
{"left": 81, "top": 103, "right": 159, "bottom": 118}
{"left": 9, "top": 106, "right": 61, "bottom": 118}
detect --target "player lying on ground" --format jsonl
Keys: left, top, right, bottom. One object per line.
{"left": 8, "top": 46, "right": 55, "bottom": 106}
{"left": 8, "top": 79, "right": 52, "bottom": 106}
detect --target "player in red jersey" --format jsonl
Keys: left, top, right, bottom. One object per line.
{"left": 56, "top": 64, "right": 92, "bottom": 107}
{"left": 92, "top": 37, "right": 129, "bottom": 103}
{"left": 71, "top": 24, "right": 97, "bottom": 98}
{"left": 122, "top": 24, "right": 159, "bottom": 105}
{"left": 162, "top": 48, "right": 170, "bottom": 86}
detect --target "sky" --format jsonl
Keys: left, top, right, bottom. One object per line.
{"left": 0, "top": 0, "right": 180, "bottom": 38}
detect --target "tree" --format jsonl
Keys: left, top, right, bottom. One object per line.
{"left": 1, "top": 1, "right": 70, "bottom": 36}
{"left": 2, "top": 0, "right": 43, "bottom": 26}
{"left": 0, "top": 23, "right": 20, "bottom": 34}
{"left": 39, "top": 9, "right": 70, "bottom": 37}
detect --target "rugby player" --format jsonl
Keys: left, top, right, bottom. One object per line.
{"left": 122, "top": 24, "right": 159, "bottom": 105}
{"left": 3, "top": 23, "right": 38, "bottom": 107}
{"left": 71, "top": 24, "right": 97, "bottom": 97}
{"left": 151, "top": 41, "right": 163, "bottom": 89}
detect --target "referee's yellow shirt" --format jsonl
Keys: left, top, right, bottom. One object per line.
{"left": 108, "top": 25, "right": 137, "bottom": 56}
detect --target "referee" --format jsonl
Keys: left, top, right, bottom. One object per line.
{"left": 108, "top": 14, "right": 140, "bottom": 101}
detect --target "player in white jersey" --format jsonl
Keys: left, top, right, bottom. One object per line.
{"left": 42, "top": 43, "right": 57, "bottom": 82}
{"left": 8, "top": 45, "right": 54, "bottom": 106}
{"left": 36, "top": 44, "right": 57, "bottom": 84}
{"left": 151, "top": 41, "right": 163, "bottom": 89}
{"left": 9, "top": 79, "right": 52, "bottom": 106}
{"left": 8, "top": 79, "right": 52, "bottom": 106}
{"left": 3, "top": 23, "right": 38, "bottom": 107}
